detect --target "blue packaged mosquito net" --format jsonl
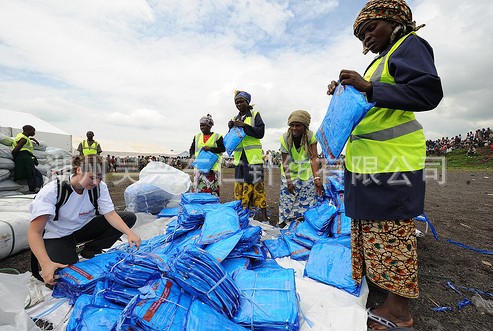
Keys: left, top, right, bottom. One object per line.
{"left": 52, "top": 251, "right": 125, "bottom": 304}
{"left": 66, "top": 294, "right": 123, "bottom": 331}
{"left": 106, "top": 252, "right": 168, "bottom": 288}
{"left": 167, "top": 247, "right": 241, "bottom": 319}
{"left": 180, "top": 192, "right": 220, "bottom": 205}
{"left": 224, "top": 127, "right": 246, "bottom": 156}
{"left": 316, "top": 84, "right": 375, "bottom": 163}
{"left": 304, "top": 238, "right": 361, "bottom": 297}
{"left": 281, "top": 230, "right": 311, "bottom": 261}
{"left": 116, "top": 276, "right": 192, "bottom": 330}
{"left": 303, "top": 200, "right": 338, "bottom": 232}
{"left": 198, "top": 206, "right": 240, "bottom": 245}
{"left": 233, "top": 267, "right": 300, "bottom": 330}
{"left": 186, "top": 299, "right": 249, "bottom": 331}
{"left": 331, "top": 211, "right": 351, "bottom": 237}
{"left": 191, "top": 149, "right": 219, "bottom": 173}
{"left": 205, "top": 231, "right": 243, "bottom": 263}
{"left": 221, "top": 258, "right": 251, "bottom": 276}
{"left": 157, "top": 206, "right": 181, "bottom": 218}
{"left": 262, "top": 237, "right": 290, "bottom": 259}
{"left": 124, "top": 182, "right": 171, "bottom": 214}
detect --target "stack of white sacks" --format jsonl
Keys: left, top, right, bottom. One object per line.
{"left": 0, "top": 132, "right": 72, "bottom": 197}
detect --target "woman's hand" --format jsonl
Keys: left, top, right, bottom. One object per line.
{"left": 314, "top": 179, "right": 324, "bottom": 196}
{"left": 228, "top": 120, "right": 234, "bottom": 129}
{"left": 127, "top": 230, "right": 142, "bottom": 250}
{"left": 287, "top": 182, "right": 295, "bottom": 194}
{"left": 233, "top": 120, "right": 246, "bottom": 127}
{"left": 41, "top": 260, "right": 68, "bottom": 285}
{"left": 327, "top": 80, "right": 339, "bottom": 95}
{"left": 202, "top": 146, "right": 211, "bottom": 152}
{"left": 338, "top": 69, "right": 373, "bottom": 94}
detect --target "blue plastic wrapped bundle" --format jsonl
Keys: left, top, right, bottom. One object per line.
{"left": 316, "top": 84, "right": 375, "bottom": 163}
{"left": 221, "top": 258, "right": 251, "bottom": 276}
{"left": 117, "top": 277, "right": 192, "bottom": 330}
{"left": 234, "top": 226, "right": 262, "bottom": 253}
{"left": 304, "top": 239, "right": 361, "bottom": 296}
{"left": 169, "top": 247, "right": 241, "bottom": 318}
{"left": 192, "top": 149, "right": 219, "bottom": 173}
{"left": 222, "top": 200, "right": 243, "bottom": 211}
{"left": 263, "top": 237, "right": 290, "bottom": 259}
{"left": 233, "top": 268, "right": 300, "bottom": 330}
{"left": 66, "top": 294, "right": 122, "bottom": 331}
{"left": 224, "top": 127, "right": 246, "bottom": 156}
{"left": 303, "top": 200, "right": 338, "bottom": 232}
{"left": 187, "top": 300, "right": 249, "bottom": 331}
{"left": 180, "top": 192, "right": 220, "bottom": 205}
{"left": 124, "top": 182, "right": 171, "bottom": 214}
{"left": 331, "top": 211, "right": 351, "bottom": 237}
{"left": 327, "top": 174, "right": 344, "bottom": 193}
{"left": 228, "top": 243, "right": 267, "bottom": 263}
{"left": 205, "top": 231, "right": 243, "bottom": 262}
{"left": 293, "top": 220, "right": 329, "bottom": 245}
{"left": 52, "top": 251, "right": 125, "bottom": 303}
{"left": 106, "top": 252, "right": 168, "bottom": 289}
{"left": 198, "top": 206, "right": 240, "bottom": 245}
{"left": 158, "top": 228, "right": 202, "bottom": 257}
{"left": 157, "top": 206, "right": 181, "bottom": 218}
{"left": 237, "top": 207, "right": 250, "bottom": 229}
{"left": 93, "top": 279, "right": 139, "bottom": 307}
{"left": 281, "top": 230, "right": 311, "bottom": 261}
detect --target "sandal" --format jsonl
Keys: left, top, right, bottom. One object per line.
{"left": 367, "top": 309, "right": 414, "bottom": 331}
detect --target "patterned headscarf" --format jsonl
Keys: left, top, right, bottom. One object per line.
{"left": 285, "top": 110, "right": 312, "bottom": 158}
{"left": 234, "top": 90, "right": 251, "bottom": 104}
{"left": 353, "top": 0, "right": 424, "bottom": 54}
{"left": 199, "top": 114, "right": 214, "bottom": 127}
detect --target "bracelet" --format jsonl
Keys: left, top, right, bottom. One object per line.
{"left": 313, "top": 176, "right": 321, "bottom": 181}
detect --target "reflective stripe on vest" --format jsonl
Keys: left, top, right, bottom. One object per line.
{"left": 82, "top": 140, "right": 99, "bottom": 155}
{"left": 194, "top": 132, "right": 222, "bottom": 172}
{"left": 346, "top": 32, "right": 426, "bottom": 174}
{"left": 233, "top": 111, "right": 263, "bottom": 165}
{"left": 280, "top": 130, "right": 316, "bottom": 181}
{"left": 13, "top": 133, "right": 33, "bottom": 154}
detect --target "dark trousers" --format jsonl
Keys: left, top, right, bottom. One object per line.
{"left": 43, "top": 211, "right": 136, "bottom": 265}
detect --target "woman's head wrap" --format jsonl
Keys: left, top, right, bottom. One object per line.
{"left": 199, "top": 114, "right": 214, "bottom": 127}
{"left": 287, "top": 110, "right": 311, "bottom": 128}
{"left": 353, "top": 0, "right": 424, "bottom": 54}
{"left": 285, "top": 110, "right": 312, "bottom": 158}
{"left": 234, "top": 90, "right": 251, "bottom": 104}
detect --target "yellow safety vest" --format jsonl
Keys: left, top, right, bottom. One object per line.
{"left": 13, "top": 133, "right": 33, "bottom": 154}
{"left": 194, "top": 132, "right": 223, "bottom": 172}
{"left": 81, "top": 140, "right": 99, "bottom": 155}
{"left": 233, "top": 111, "right": 263, "bottom": 166}
{"left": 280, "top": 131, "right": 317, "bottom": 181}
{"left": 346, "top": 32, "right": 426, "bottom": 174}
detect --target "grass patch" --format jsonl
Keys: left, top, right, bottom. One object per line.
{"left": 435, "top": 147, "right": 493, "bottom": 170}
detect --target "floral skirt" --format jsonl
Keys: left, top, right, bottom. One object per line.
{"left": 351, "top": 219, "right": 419, "bottom": 298}
{"left": 234, "top": 181, "right": 267, "bottom": 209}
{"left": 193, "top": 169, "right": 220, "bottom": 197}
{"left": 278, "top": 177, "right": 317, "bottom": 224}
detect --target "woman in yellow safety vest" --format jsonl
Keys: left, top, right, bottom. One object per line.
{"left": 228, "top": 90, "right": 271, "bottom": 224}
{"left": 11, "top": 124, "right": 43, "bottom": 193}
{"left": 189, "top": 114, "right": 225, "bottom": 197}
{"left": 326, "top": 1, "right": 443, "bottom": 329}
{"left": 278, "top": 110, "right": 323, "bottom": 228}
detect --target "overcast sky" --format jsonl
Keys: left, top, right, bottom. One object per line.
{"left": 1, "top": 0, "right": 492, "bottom": 154}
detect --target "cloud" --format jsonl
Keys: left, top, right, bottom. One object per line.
{"left": 0, "top": 0, "right": 492, "bottom": 155}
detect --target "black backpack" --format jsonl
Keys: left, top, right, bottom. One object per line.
{"left": 54, "top": 177, "right": 100, "bottom": 220}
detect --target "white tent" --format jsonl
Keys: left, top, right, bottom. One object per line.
{"left": 0, "top": 109, "right": 72, "bottom": 152}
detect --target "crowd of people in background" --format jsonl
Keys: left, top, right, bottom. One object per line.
{"left": 426, "top": 127, "right": 493, "bottom": 156}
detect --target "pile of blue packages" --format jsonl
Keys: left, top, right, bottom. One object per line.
{"left": 66, "top": 294, "right": 122, "bottom": 331}
{"left": 263, "top": 237, "right": 290, "bottom": 259}
{"left": 187, "top": 299, "right": 248, "bottom": 331}
{"left": 52, "top": 251, "right": 125, "bottom": 304}
{"left": 168, "top": 247, "right": 241, "bottom": 318}
{"left": 303, "top": 200, "right": 338, "bottom": 233}
{"left": 304, "top": 238, "right": 361, "bottom": 296}
{"left": 199, "top": 206, "right": 240, "bottom": 245}
{"left": 233, "top": 226, "right": 262, "bottom": 253}
{"left": 156, "top": 206, "right": 181, "bottom": 218}
{"left": 106, "top": 252, "right": 168, "bottom": 288}
{"left": 233, "top": 267, "right": 300, "bottom": 330}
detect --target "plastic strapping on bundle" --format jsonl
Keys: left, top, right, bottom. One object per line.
{"left": 32, "top": 298, "right": 70, "bottom": 320}
{"left": 447, "top": 281, "right": 493, "bottom": 298}
{"left": 296, "top": 292, "right": 314, "bottom": 328}
{"left": 0, "top": 220, "right": 15, "bottom": 256}
{"left": 446, "top": 239, "right": 493, "bottom": 255}
{"left": 206, "top": 273, "right": 228, "bottom": 295}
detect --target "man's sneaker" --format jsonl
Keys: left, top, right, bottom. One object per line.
{"left": 80, "top": 248, "right": 102, "bottom": 259}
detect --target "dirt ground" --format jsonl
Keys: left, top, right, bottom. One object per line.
{"left": 1, "top": 167, "right": 492, "bottom": 330}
